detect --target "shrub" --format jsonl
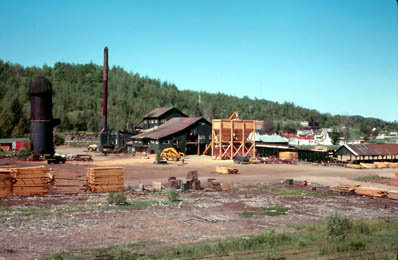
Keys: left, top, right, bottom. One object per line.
{"left": 168, "top": 188, "right": 180, "bottom": 202}
{"left": 53, "top": 133, "right": 65, "bottom": 146}
{"left": 113, "top": 246, "right": 136, "bottom": 260}
{"left": 15, "top": 148, "right": 33, "bottom": 158}
{"left": 327, "top": 213, "right": 352, "bottom": 239}
{"left": 107, "top": 192, "right": 127, "bottom": 205}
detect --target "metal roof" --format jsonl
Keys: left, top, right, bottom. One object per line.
{"left": 339, "top": 144, "right": 398, "bottom": 156}
{"left": 143, "top": 107, "right": 185, "bottom": 118}
{"left": 132, "top": 117, "right": 209, "bottom": 140}
{"left": 248, "top": 133, "right": 288, "bottom": 143}
{"left": 0, "top": 138, "right": 29, "bottom": 143}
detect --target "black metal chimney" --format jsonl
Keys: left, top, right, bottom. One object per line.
{"left": 102, "top": 46, "right": 108, "bottom": 132}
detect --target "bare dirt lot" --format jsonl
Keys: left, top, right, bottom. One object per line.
{"left": 0, "top": 146, "right": 397, "bottom": 260}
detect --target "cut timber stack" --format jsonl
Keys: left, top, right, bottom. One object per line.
{"left": 330, "top": 184, "right": 360, "bottom": 193}
{"left": 216, "top": 166, "right": 239, "bottom": 174}
{"left": 279, "top": 152, "right": 298, "bottom": 161}
{"left": 53, "top": 171, "right": 87, "bottom": 194}
{"left": 360, "top": 163, "right": 377, "bottom": 169}
{"left": 346, "top": 164, "right": 362, "bottom": 169}
{"left": 87, "top": 167, "right": 124, "bottom": 192}
{"left": 354, "top": 187, "right": 388, "bottom": 198}
{"left": 0, "top": 169, "right": 13, "bottom": 198}
{"left": 10, "top": 166, "right": 53, "bottom": 196}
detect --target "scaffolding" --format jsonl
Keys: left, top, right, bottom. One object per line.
{"left": 211, "top": 119, "right": 256, "bottom": 159}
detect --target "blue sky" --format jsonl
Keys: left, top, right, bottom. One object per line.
{"left": 1, "top": 0, "right": 397, "bottom": 122}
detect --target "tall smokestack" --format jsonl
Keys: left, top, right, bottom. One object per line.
{"left": 102, "top": 46, "right": 108, "bottom": 132}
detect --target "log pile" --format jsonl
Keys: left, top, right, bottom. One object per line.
{"left": 10, "top": 166, "right": 53, "bottom": 196}
{"left": 216, "top": 166, "right": 239, "bottom": 174}
{"left": 87, "top": 167, "right": 124, "bottom": 193}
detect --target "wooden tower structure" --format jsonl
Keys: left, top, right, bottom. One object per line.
{"left": 210, "top": 116, "right": 256, "bottom": 160}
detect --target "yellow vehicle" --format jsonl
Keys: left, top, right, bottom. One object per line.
{"left": 160, "top": 148, "right": 185, "bottom": 161}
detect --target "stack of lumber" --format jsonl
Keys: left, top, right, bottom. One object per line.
{"left": 389, "top": 163, "right": 398, "bottom": 169}
{"left": 354, "top": 187, "right": 388, "bottom": 198}
{"left": 360, "top": 163, "right": 377, "bottom": 169}
{"left": 0, "top": 169, "right": 13, "bottom": 198}
{"left": 330, "top": 183, "right": 397, "bottom": 200}
{"left": 330, "top": 184, "right": 360, "bottom": 193}
{"left": 207, "top": 178, "right": 222, "bottom": 191}
{"left": 87, "top": 167, "right": 124, "bottom": 192}
{"left": 279, "top": 152, "right": 298, "bottom": 161}
{"left": 346, "top": 164, "right": 362, "bottom": 169}
{"left": 216, "top": 166, "right": 239, "bottom": 174}
{"left": 52, "top": 171, "right": 87, "bottom": 194}
{"left": 10, "top": 166, "right": 53, "bottom": 196}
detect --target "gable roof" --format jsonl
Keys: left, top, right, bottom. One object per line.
{"left": 337, "top": 144, "right": 398, "bottom": 156}
{"left": 143, "top": 107, "right": 187, "bottom": 118}
{"left": 132, "top": 117, "right": 209, "bottom": 140}
{"left": 248, "top": 133, "right": 288, "bottom": 143}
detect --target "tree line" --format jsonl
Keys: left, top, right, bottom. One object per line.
{"left": 0, "top": 59, "right": 396, "bottom": 139}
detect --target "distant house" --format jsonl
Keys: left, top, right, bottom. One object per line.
{"left": 0, "top": 138, "right": 30, "bottom": 151}
{"left": 131, "top": 117, "right": 211, "bottom": 155}
{"left": 135, "top": 107, "right": 187, "bottom": 130}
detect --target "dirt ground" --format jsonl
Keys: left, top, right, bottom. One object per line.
{"left": 0, "top": 146, "right": 397, "bottom": 260}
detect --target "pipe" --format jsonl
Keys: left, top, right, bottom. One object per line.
{"left": 102, "top": 46, "right": 108, "bottom": 132}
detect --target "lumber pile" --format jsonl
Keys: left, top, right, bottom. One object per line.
{"left": 374, "top": 162, "right": 389, "bottom": 169}
{"left": 10, "top": 166, "right": 53, "bottom": 196}
{"left": 52, "top": 171, "right": 87, "bottom": 194}
{"left": 0, "top": 169, "right": 13, "bottom": 198}
{"left": 279, "top": 152, "right": 298, "bottom": 161}
{"left": 216, "top": 166, "right": 239, "bottom": 174}
{"left": 360, "top": 163, "right": 377, "bottom": 169}
{"left": 329, "top": 184, "right": 360, "bottom": 193}
{"left": 207, "top": 178, "right": 222, "bottom": 191}
{"left": 330, "top": 183, "right": 398, "bottom": 200}
{"left": 354, "top": 187, "right": 388, "bottom": 198}
{"left": 346, "top": 164, "right": 362, "bottom": 169}
{"left": 87, "top": 167, "right": 124, "bottom": 193}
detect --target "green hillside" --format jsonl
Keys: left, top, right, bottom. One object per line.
{"left": 0, "top": 60, "right": 396, "bottom": 138}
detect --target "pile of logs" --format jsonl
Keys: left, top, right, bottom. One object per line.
{"left": 87, "top": 167, "right": 124, "bottom": 193}
{"left": 0, "top": 166, "right": 53, "bottom": 197}
{"left": 279, "top": 152, "right": 299, "bottom": 161}
{"left": 215, "top": 166, "right": 239, "bottom": 174}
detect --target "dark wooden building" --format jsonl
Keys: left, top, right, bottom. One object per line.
{"left": 336, "top": 144, "right": 398, "bottom": 162}
{"left": 131, "top": 117, "right": 211, "bottom": 155}
{"left": 135, "top": 107, "right": 187, "bottom": 130}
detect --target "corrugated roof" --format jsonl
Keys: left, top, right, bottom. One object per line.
{"left": 143, "top": 107, "right": 175, "bottom": 118}
{"left": 248, "top": 133, "right": 289, "bottom": 143}
{"left": 132, "top": 117, "right": 209, "bottom": 140}
{"left": 340, "top": 144, "right": 398, "bottom": 156}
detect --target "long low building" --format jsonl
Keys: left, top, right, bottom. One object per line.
{"left": 336, "top": 143, "right": 398, "bottom": 162}
{"left": 130, "top": 117, "right": 211, "bottom": 155}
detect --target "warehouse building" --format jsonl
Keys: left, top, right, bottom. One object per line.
{"left": 131, "top": 117, "right": 211, "bottom": 155}
{"left": 336, "top": 143, "right": 398, "bottom": 162}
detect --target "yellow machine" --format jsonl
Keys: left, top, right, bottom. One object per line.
{"left": 160, "top": 148, "right": 185, "bottom": 161}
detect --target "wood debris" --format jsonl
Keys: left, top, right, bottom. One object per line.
{"left": 216, "top": 166, "right": 238, "bottom": 174}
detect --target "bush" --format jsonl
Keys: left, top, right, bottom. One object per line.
{"left": 15, "top": 148, "right": 33, "bottom": 158}
{"left": 53, "top": 133, "right": 65, "bottom": 146}
{"left": 327, "top": 213, "right": 352, "bottom": 239}
{"left": 107, "top": 192, "right": 127, "bottom": 205}
{"left": 114, "top": 246, "right": 136, "bottom": 260}
{"left": 168, "top": 188, "right": 180, "bottom": 202}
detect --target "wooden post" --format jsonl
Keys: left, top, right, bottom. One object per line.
{"left": 231, "top": 120, "right": 234, "bottom": 159}
{"left": 197, "top": 135, "right": 200, "bottom": 155}
{"left": 242, "top": 121, "right": 245, "bottom": 156}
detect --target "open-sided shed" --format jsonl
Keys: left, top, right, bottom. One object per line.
{"left": 336, "top": 144, "right": 398, "bottom": 162}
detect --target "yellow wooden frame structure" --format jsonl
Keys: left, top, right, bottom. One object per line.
{"left": 211, "top": 119, "right": 256, "bottom": 159}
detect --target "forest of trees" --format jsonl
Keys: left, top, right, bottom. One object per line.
{"left": 0, "top": 59, "right": 397, "bottom": 139}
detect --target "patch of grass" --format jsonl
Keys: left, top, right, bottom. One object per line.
{"left": 327, "top": 213, "right": 352, "bottom": 239}
{"left": 238, "top": 206, "right": 289, "bottom": 218}
{"left": 352, "top": 175, "right": 388, "bottom": 182}
{"left": 167, "top": 188, "right": 180, "bottom": 202}
{"left": 258, "top": 184, "right": 326, "bottom": 197}
{"left": 39, "top": 217, "right": 398, "bottom": 260}
{"left": 107, "top": 191, "right": 128, "bottom": 205}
